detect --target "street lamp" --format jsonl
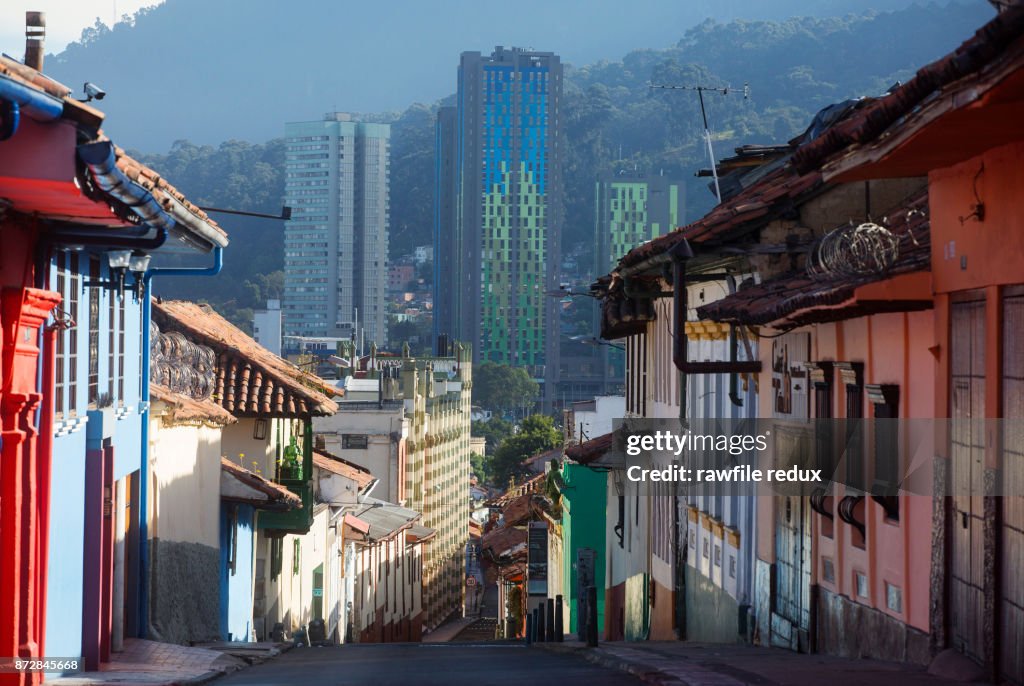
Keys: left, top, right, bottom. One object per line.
{"left": 129, "top": 251, "right": 151, "bottom": 301}
{"left": 107, "top": 249, "right": 132, "bottom": 298}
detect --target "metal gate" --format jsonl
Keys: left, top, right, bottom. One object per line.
{"left": 1001, "top": 289, "right": 1024, "bottom": 684}
{"left": 950, "top": 298, "right": 986, "bottom": 664}
{"left": 772, "top": 494, "right": 811, "bottom": 651}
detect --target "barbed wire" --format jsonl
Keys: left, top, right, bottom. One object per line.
{"left": 149, "top": 322, "right": 217, "bottom": 400}
{"left": 806, "top": 220, "right": 900, "bottom": 280}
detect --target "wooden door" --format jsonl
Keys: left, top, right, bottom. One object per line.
{"left": 1000, "top": 289, "right": 1024, "bottom": 684}
{"left": 950, "top": 298, "right": 986, "bottom": 663}
{"left": 772, "top": 494, "right": 811, "bottom": 651}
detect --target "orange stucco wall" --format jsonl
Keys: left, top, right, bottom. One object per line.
{"left": 754, "top": 308, "right": 934, "bottom": 635}
{"left": 812, "top": 310, "right": 934, "bottom": 633}
{"left": 929, "top": 140, "right": 1024, "bottom": 295}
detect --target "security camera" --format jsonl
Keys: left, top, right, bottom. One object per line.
{"left": 83, "top": 82, "right": 106, "bottom": 102}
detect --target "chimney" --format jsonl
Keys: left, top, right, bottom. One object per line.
{"left": 25, "top": 12, "right": 45, "bottom": 72}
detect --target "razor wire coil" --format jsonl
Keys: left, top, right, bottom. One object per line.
{"left": 806, "top": 221, "right": 900, "bottom": 280}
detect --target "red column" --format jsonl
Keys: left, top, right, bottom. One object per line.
{"left": 1, "top": 287, "right": 61, "bottom": 686}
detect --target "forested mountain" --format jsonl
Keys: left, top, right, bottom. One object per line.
{"left": 40, "top": 0, "right": 941, "bottom": 149}
{"left": 128, "top": 2, "right": 992, "bottom": 328}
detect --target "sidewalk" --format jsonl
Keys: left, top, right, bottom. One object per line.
{"left": 45, "top": 638, "right": 284, "bottom": 685}
{"left": 538, "top": 641, "right": 959, "bottom": 686}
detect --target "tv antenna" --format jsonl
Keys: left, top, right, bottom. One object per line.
{"left": 648, "top": 82, "right": 750, "bottom": 204}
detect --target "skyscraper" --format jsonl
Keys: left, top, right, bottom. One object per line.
{"left": 284, "top": 113, "right": 389, "bottom": 347}
{"left": 595, "top": 171, "right": 684, "bottom": 272}
{"left": 554, "top": 172, "right": 685, "bottom": 404}
{"left": 435, "top": 47, "right": 563, "bottom": 408}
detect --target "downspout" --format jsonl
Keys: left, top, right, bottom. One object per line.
{"left": 137, "top": 246, "right": 223, "bottom": 636}
{"left": 727, "top": 275, "right": 743, "bottom": 408}
{"left": 0, "top": 73, "right": 64, "bottom": 141}
{"left": 669, "top": 241, "right": 692, "bottom": 641}
{"left": 669, "top": 239, "right": 695, "bottom": 421}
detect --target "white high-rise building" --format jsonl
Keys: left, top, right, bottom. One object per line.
{"left": 283, "top": 113, "right": 389, "bottom": 347}
{"left": 253, "top": 299, "right": 282, "bottom": 356}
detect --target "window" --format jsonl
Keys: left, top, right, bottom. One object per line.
{"left": 271, "top": 537, "right": 283, "bottom": 580}
{"left": 68, "top": 254, "right": 80, "bottom": 414}
{"left": 226, "top": 506, "right": 238, "bottom": 574}
{"left": 87, "top": 256, "right": 100, "bottom": 406}
{"left": 343, "top": 434, "right": 369, "bottom": 449}
{"left": 108, "top": 287, "right": 115, "bottom": 398}
{"left": 868, "top": 384, "right": 900, "bottom": 521}
{"left": 117, "top": 296, "right": 125, "bottom": 402}
{"left": 55, "top": 252, "right": 66, "bottom": 416}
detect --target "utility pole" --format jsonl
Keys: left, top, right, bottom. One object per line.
{"left": 648, "top": 82, "right": 750, "bottom": 204}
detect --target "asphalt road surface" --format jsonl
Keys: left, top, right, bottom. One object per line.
{"left": 217, "top": 643, "right": 641, "bottom": 686}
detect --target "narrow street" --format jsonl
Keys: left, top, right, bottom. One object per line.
{"left": 215, "top": 644, "right": 641, "bottom": 686}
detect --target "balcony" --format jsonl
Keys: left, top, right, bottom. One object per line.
{"left": 258, "top": 422, "right": 315, "bottom": 534}
{"left": 257, "top": 477, "right": 313, "bottom": 534}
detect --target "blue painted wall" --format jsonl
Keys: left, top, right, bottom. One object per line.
{"left": 44, "top": 249, "right": 147, "bottom": 661}
{"left": 220, "top": 503, "right": 255, "bottom": 642}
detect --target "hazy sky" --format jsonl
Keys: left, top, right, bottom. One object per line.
{"left": 0, "top": 0, "right": 163, "bottom": 57}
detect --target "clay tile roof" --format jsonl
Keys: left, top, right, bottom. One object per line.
{"left": 480, "top": 526, "right": 528, "bottom": 560}
{"left": 313, "top": 449, "right": 374, "bottom": 491}
{"left": 113, "top": 146, "right": 227, "bottom": 241}
{"left": 0, "top": 54, "right": 103, "bottom": 129}
{"left": 501, "top": 493, "right": 536, "bottom": 526}
{"left": 488, "top": 472, "right": 546, "bottom": 507}
{"left": 153, "top": 300, "right": 339, "bottom": 418}
{"left": 150, "top": 383, "right": 237, "bottom": 426}
{"left": 697, "top": 189, "right": 931, "bottom": 328}
{"left": 0, "top": 57, "right": 223, "bottom": 246}
{"left": 614, "top": 164, "right": 824, "bottom": 272}
{"left": 566, "top": 432, "right": 614, "bottom": 465}
{"left": 220, "top": 458, "right": 301, "bottom": 511}
{"left": 792, "top": 5, "right": 1024, "bottom": 175}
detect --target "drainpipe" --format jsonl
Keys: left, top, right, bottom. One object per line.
{"left": 0, "top": 72, "right": 63, "bottom": 141}
{"left": 726, "top": 275, "right": 743, "bottom": 408}
{"left": 136, "top": 246, "right": 223, "bottom": 636}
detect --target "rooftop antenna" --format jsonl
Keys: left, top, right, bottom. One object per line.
{"left": 648, "top": 82, "right": 750, "bottom": 204}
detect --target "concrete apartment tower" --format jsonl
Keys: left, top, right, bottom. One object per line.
{"left": 253, "top": 299, "right": 283, "bottom": 356}
{"left": 284, "top": 113, "right": 389, "bottom": 348}
{"left": 434, "top": 47, "right": 563, "bottom": 410}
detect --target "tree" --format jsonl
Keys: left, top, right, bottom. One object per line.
{"left": 470, "top": 452, "right": 493, "bottom": 485}
{"left": 472, "top": 418, "right": 513, "bottom": 455}
{"left": 491, "top": 415, "right": 561, "bottom": 488}
{"left": 473, "top": 363, "right": 540, "bottom": 415}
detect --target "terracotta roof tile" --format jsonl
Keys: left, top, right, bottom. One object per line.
{"left": 220, "top": 458, "right": 301, "bottom": 510}
{"left": 153, "top": 300, "right": 338, "bottom": 418}
{"left": 566, "top": 433, "right": 614, "bottom": 465}
{"left": 480, "top": 526, "right": 528, "bottom": 560}
{"left": 792, "top": 5, "right": 1024, "bottom": 174}
{"left": 150, "top": 383, "right": 237, "bottom": 426}
{"left": 313, "top": 449, "right": 375, "bottom": 491}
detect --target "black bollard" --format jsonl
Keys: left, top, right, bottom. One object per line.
{"left": 525, "top": 612, "right": 533, "bottom": 645}
{"left": 532, "top": 608, "right": 540, "bottom": 643}
{"left": 537, "top": 602, "right": 546, "bottom": 642}
{"left": 554, "top": 595, "right": 564, "bottom": 642}
{"left": 586, "top": 586, "right": 598, "bottom": 647}
{"left": 546, "top": 598, "right": 555, "bottom": 642}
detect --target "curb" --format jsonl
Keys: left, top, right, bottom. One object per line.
{"left": 176, "top": 669, "right": 226, "bottom": 686}
{"left": 535, "top": 643, "right": 685, "bottom": 685}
